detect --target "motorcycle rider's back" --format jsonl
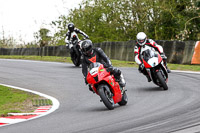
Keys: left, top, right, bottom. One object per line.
{"left": 82, "top": 47, "right": 112, "bottom": 77}
{"left": 81, "top": 40, "right": 126, "bottom": 90}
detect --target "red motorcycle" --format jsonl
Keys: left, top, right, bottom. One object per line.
{"left": 87, "top": 62, "right": 128, "bottom": 110}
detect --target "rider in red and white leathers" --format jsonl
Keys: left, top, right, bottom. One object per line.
{"left": 134, "top": 32, "right": 171, "bottom": 82}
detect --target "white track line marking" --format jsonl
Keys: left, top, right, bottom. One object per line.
{"left": 0, "top": 83, "right": 60, "bottom": 127}
{"left": 0, "top": 118, "right": 25, "bottom": 124}
{"left": 172, "top": 70, "right": 200, "bottom": 74}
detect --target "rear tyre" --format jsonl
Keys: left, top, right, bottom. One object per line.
{"left": 118, "top": 91, "right": 128, "bottom": 106}
{"left": 98, "top": 84, "right": 114, "bottom": 110}
{"left": 157, "top": 71, "right": 168, "bottom": 90}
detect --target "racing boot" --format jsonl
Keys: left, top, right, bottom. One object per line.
{"left": 116, "top": 74, "right": 126, "bottom": 93}
{"left": 113, "top": 67, "right": 126, "bottom": 92}
{"left": 88, "top": 85, "right": 95, "bottom": 93}
{"left": 141, "top": 67, "right": 151, "bottom": 82}
{"left": 118, "top": 74, "right": 126, "bottom": 88}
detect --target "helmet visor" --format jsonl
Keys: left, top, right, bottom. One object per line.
{"left": 68, "top": 27, "right": 74, "bottom": 32}
{"left": 82, "top": 45, "right": 92, "bottom": 55}
{"left": 138, "top": 39, "right": 145, "bottom": 44}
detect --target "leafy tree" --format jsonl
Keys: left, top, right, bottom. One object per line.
{"left": 0, "top": 28, "right": 15, "bottom": 48}
{"left": 50, "top": 15, "right": 68, "bottom": 46}
{"left": 34, "top": 28, "right": 51, "bottom": 47}
{"left": 51, "top": 0, "right": 200, "bottom": 44}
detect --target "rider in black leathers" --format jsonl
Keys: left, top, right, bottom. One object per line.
{"left": 81, "top": 40, "right": 126, "bottom": 91}
{"left": 65, "top": 23, "right": 89, "bottom": 53}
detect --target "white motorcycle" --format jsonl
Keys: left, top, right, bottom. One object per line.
{"left": 140, "top": 47, "right": 168, "bottom": 90}
{"left": 65, "top": 32, "right": 83, "bottom": 67}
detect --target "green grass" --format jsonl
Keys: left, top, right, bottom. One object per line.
{"left": 111, "top": 59, "right": 200, "bottom": 72}
{"left": 0, "top": 55, "right": 73, "bottom": 63}
{"left": 0, "top": 85, "right": 43, "bottom": 116}
{"left": 168, "top": 63, "right": 200, "bottom": 71}
{"left": 0, "top": 55, "right": 199, "bottom": 71}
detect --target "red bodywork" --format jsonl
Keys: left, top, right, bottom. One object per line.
{"left": 86, "top": 64, "right": 122, "bottom": 104}
{"left": 158, "top": 54, "right": 163, "bottom": 64}
{"left": 142, "top": 52, "right": 168, "bottom": 84}
{"left": 143, "top": 60, "right": 152, "bottom": 68}
{"left": 143, "top": 53, "right": 163, "bottom": 68}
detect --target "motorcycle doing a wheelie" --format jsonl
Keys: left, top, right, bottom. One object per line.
{"left": 87, "top": 62, "right": 128, "bottom": 110}
{"left": 65, "top": 32, "right": 82, "bottom": 67}
{"left": 140, "top": 47, "right": 168, "bottom": 90}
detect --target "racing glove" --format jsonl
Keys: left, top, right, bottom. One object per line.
{"left": 85, "top": 35, "right": 89, "bottom": 39}
{"left": 138, "top": 63, "right": 144, "bottom": 73}
{"left": 106, "top": 66, "right": 113, "bottom": 72}
{"left": 160, "top": 53, "right": 167, "bottom": 60}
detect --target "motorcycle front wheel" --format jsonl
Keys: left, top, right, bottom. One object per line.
{"left": 98, "top": 84, "right": 114, "bottom": 110}
{"left": 71, "top": 52, "right": 81, "bottom": 67}
{"left": 156, "top": 71, "right": 168, "bottom": 90}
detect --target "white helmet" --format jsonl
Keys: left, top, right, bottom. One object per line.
{"left": 136, "top": 32, "right": 147, "bottom": 46}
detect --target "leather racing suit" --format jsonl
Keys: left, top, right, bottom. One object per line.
{"left": 82, "top": 47, "right": 126, "bottom": 89}
{"left": 65, "top": 28, "right": 89, "bottom": 49}
{"left": 134, "top": 39, "right": 170, "bottom": 81}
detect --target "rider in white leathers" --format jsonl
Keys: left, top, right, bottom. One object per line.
{"left": 134, "top": 32, "right": 171, "bottom": 82}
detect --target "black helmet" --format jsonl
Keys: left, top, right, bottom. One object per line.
{"left": 82, "top": 40, "right": 93, "bottom": 56}
{"left": 68, "top": 23, "right": 75, "bottom": 32}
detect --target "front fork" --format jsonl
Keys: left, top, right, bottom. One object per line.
{"left": 146, "top": 63, "right": 167, "bottom": 84}
{"left": 146, "top": 69, "right": 152, "bottom": 80}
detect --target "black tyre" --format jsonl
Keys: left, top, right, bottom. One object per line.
{"left": 156, "top": 71, "right": 168, "bottom": 90}
{"left": 118, "top": 91, "right": 128, "bottom": 106}
{"left": 98, "top": 84, "right": 114, "bottom": 110}
{"left": 71, "top": 53, "right": 81, "bottom": 67}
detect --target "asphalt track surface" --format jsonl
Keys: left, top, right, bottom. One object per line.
{"left": 0, "top": 59, "right": 200, "bottom": 133}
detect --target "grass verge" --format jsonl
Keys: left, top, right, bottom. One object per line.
{"left": 0, "top": 55, "right": 199, "bottom": 71}
{"left": 0, "top": 85, "right": 45, "bottom": 116}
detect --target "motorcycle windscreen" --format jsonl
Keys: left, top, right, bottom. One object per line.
{"left": 89, "top": 63, "right": 101, "bottom": 76}
{"left": 86, "top": 63, "right": 100, "bottom": 83}
{"left": 142, "top": 49, "right": 159, "bottom": 68}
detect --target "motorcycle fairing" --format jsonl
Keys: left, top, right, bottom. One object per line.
{"left": 148, "top": 63, "right": 168, "bottom": 85}
{"left": 87, "top": 63, "right": 122, "bottom": 103}
{"left": 142, "top": 49, "right": 163, "bottom": 68}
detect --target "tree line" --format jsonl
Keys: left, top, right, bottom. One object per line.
{"left": 1, "top": 0, "right": 200, "bottom": 47}
{"left": 51, "top": 0, "right": 200, "bottom": 45}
